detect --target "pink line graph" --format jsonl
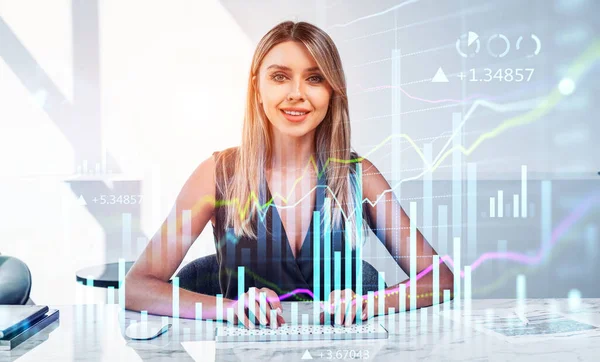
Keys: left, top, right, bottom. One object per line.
{"left": 271, "top": 191, "right": 599, "bottom": 307}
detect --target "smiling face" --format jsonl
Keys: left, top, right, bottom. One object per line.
{"left": 254, "top": 41, "right": 333, "bottom": 139}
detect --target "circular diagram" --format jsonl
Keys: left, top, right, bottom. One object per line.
{"left": 456, "top": 31, "right": 481, "bottom": 58}
{"left": 516, "top": 34, "right": 541, "bottom": 58}
{"left": 487, "top": 34, "right": 510, "bottom": 58}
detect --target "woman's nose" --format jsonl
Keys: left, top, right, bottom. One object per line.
{"left": 287, "top": 81, "right": 305, "bottom": 100}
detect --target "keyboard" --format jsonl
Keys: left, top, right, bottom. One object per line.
{"left": 215, "top": 323, "right": 388, "bottom": 342}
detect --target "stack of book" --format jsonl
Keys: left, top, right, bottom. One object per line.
{"left": 0, "top": 305, "right": 59, "bottom": 350}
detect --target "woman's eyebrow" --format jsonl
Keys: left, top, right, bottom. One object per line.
{"left": 265, "top": 64, "right": 321, "bottom": 72}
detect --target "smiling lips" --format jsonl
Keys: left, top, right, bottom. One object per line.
{"left": 280, "top": 108, "right": 311, "bottom": 122}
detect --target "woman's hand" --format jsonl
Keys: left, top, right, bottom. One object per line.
{"left": 319, "top": 289, "right": 378, "bottom": 326}
{"left": 227, "top": 287, "right": 286, "bottom": 329}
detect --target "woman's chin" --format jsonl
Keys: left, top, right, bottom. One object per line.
{"left": 271, "top": 123, "right": 316, "bottom": 139}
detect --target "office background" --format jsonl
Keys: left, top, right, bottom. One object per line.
{"left": 0, "top": 0, "right": 598, "bottom": 306}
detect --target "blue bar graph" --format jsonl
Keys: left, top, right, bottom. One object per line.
{"left": 392, "top": 48, "right": 402, "bottom": 289}
{"left": 122, "top": 213, "right": 131, "bottom": 260}
{"left": 410, "top": 202, "right": 417, "bottom": 311}
{"left": 324, "top": 198, "right": 331, "bottom": 305}
{"left": 376, "top": 192, "right": 387, "bottom": 242}
{"left": 378, "top": 272, "right": 385, "bottom": 316}
{"left": 118, "top": 258, "right": 125, "bottom": 310}
{"left": 433, "top": 255, "right": 439, "bottom": 309}
{"left": 248, "top": 287, "right": 256, "bottom": 324}
{"left": 172, "top": 277, "right": 179, "bottom": 319}
{"left": 259, "top": 291, "right": 267, "bottom": 326}
{"left": 258, "top": 205, "right": 266, "bottom": 277}
{"left": 107, "top": 286, "right": 114, "bottom": 304}
{"left": 391, "top": 48, "right": 402, "bottom": 199}
{"left": 237, "top": 267, "right": 244, "bottom": 326}
{"left": 313, "top": 210, "right": 321, "bottom": 320}
{"left": 195, "top": 302, "right": 202, "bottom": 320}
{"left": 521, "top": 165, "right": 528, "bottom": 218}
{"left": 272, "top": 208, "right": 282, "bottom": 282}
{"left": 541, "top": 181, "right": 552, "bottom": 254}
{"left": 399, "top": 284, "right": 406, "bottom": 330}
{"left": 355, "top": 163, "right": 364, "bottom": 304}
{"left": 399, "top": 284, "right": 406, "bottom": 312}
{"left": 345, "top": 220, "right": 352, "bottom": 292}
{"left": 172, "top": 277, "right": 180, "bottom": 335}
{"left": 453, "top": 237, "right": 461, "bottom": 309}
{"left": 467, "top": 163, "right": 477, "bottom": 259}
{"left": 367, "top": 291, "right": 375, "bottom": 319}
{"left": 334, "top": 251, "right": 341, "bottom": 296}
{"left": 216, "top": 294, "right": 223, "bottom": 323}
{"left": 291, "top": 302, "right": 298, "bottom": 325}
{"left": 195, "top": 303, "right": 203, "bottom": 338}
{"left": 424, "top": 143, "right": 433, "bottom": 242}
{"left": 498, "top": 190, "right": 504, "bottom": 218}
{"left": 452, "top": 112, "right": 462, "bottom": 239}
{"left": 438, "top": 205, "right": 448, "bottom": 256}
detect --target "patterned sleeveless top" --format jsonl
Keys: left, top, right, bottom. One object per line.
{"left": 212, "top": 147, "right": 371, "bottom": 301}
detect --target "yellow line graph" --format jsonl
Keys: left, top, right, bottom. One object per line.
{"left": 169, "top": 40, "right": 600, "bottom": 230}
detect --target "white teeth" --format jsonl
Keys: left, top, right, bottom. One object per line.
{"left": 283, "top": 110, "right": 307, "bottom": 116}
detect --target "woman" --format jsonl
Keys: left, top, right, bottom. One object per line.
{"left": 125, "top": 21, "right": 454, "bottom": 329}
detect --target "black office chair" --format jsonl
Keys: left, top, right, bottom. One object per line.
{"left": 0, "top": 255, "right": 32, "bottom": 305}
{"left": 173, "top": 254, "right": 387, "bottom": 298}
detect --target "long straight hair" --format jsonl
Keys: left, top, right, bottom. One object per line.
{"left": 217, "top": 21, "right": 367, "bottom": 249}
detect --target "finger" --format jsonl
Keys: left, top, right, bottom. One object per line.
{"left": 236, "top": 302, "right": 254, "bottom": 329}
{"left": 342, "top": 290, "right": 354, "bottom": 326}
{"left": 361, "top": 297, "right": 368, "bottom": 320}
{"left": 241, "top": 293, "right": 258, "bottom": 329}
{"left": 236, "top": 293, "right": 248, "bottom": 327}
{"left": 327, "top": 290, "right": 340, "bottom": 325}
{"left": 250, "top": 299, "right": 262, "bottom": 325}
{"left": 345, "top": 295, "right": 357, "bottom": 327}
{"left": 247, "top": 287, "right": 259, "bottom": 325}
{"left": 258, "top": 291, "right": 271, "bottom": 326}
{"left": 269, "top": 308, "right": 279, "bottom": 329}
{"left": 335, "top": 299, "right": 343, "bottom": 325}
{"left": 261, "top": 288, "right": 285, "bottom": 323}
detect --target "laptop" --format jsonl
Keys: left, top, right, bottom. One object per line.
{"left": 0, "top": 305, "right": 49, "bottom": 338}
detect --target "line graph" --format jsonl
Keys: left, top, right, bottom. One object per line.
{"left": 247, "top": 191, "right": 599, "bottom": 305}
{"left": 215, "top": 40, "right": 600, "bottom": 224}
{"left": 327, "top": 0, "right": 421, "bottom": 29}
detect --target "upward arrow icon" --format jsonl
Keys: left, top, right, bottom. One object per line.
{"left": 431, "top": 67, "right": 450, "bottom": 83}
{"left": 301, "top": 349, "right": 313, "bottom": 360}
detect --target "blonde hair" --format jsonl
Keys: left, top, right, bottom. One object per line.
{"left": 217, "top": 21, "right": 367, "bottom": 249}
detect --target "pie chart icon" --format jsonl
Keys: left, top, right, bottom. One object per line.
{"left": 456, "top": 31, "right": 480, "bottom": 58}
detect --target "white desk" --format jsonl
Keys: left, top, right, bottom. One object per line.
{"left": 2, "top": 299, "right": 600, "bottom": 361}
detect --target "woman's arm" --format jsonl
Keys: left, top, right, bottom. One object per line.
{"left": 360, "top": 158, "right": 454, "bottom": 313}
{"left": 125, "top": 154, "right": 224, "bottom": 319}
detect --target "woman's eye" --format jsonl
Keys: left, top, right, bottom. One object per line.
{"left": 270, "top": 74, "right": 323, "bottom": 83}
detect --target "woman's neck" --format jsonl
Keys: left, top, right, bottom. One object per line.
{"left": 269, "top": 129, "right": 316, "bottom": 173}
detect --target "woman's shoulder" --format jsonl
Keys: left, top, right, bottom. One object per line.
{"left": 213, "top": 146, "right": 240, "bottom": 163}
{"left": 212, "top": 146, "right": 241, "bottom": 187}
